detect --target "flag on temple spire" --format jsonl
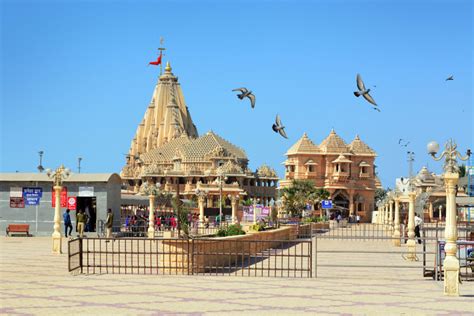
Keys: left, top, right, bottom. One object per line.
{"left": 149, "top": 52, "right": 162, "bottom": 66}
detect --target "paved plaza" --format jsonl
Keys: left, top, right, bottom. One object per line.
{"left": 1, "top": 235, "right": 473, "bottom": 315}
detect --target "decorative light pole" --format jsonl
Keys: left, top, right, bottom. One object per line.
{"left": 392, "top": 190, "right": 401, "bottom": 247}
{"left": 428, "top": 139, "right": 471, "bottom": 296}
{"left": 46, "top": 165, "right": 70, "bottom": 254}
{"left": 78, "top": 157, "right": 82, "bottom": 173}
{"left": 140, "top": 182, "right": 161, "bottom": 238}
{"left": 195, "top": 187, "right": 207, "bottom": 223}
{"left": 217, "top": 171, "right": 227, "bottom": 226}
{"left": 37, "top": 151, "right": 45, "bottom": 173}
{"left": 252, "top": 197, "right": 260, "bottom": 224}
{"left": 388, "top": 193, "right": 394, "bottom": 232}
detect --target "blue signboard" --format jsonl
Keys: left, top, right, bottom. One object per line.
{"left": 321, "top": 200, "right": 333, "bottom": 209}
{"left": 23, "top": 187, "right": 42, "bottom": 206}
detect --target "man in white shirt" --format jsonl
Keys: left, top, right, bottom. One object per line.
{"left": 414, "top": 213, "right": 423, "bottom": 244}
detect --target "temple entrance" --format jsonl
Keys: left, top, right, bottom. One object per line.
{"left": 76, "top": 197, "right": 97, "bottom": 232}
{"left": 332, "top": 190, "right": 350, "bottom": 218}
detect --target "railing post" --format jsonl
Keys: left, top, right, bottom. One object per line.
{"left": 79, "top": 238, "right": 83, "bottom": 274}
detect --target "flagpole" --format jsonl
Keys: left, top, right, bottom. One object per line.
{"left": 158, "top": 37, "right": 166, "bottom": 75}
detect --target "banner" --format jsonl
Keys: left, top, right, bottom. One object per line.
{"left": 10, "top": 187, "right": 22, "bottom": 198}
{"left": 52, "top": 187, "right": 68, "bottom": 207}
{"left": 242, "top": 205, "right": 270, "bottom": 221}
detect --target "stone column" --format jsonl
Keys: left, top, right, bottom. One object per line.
{"left": 231, "top": 195, "right": 239, "bottom": 224}
{"left": 349, "top": 191, "right": 354, "bottom": 216}
{"left": 439, "top": 205, "right": 443, "bottom": 221}
{"left": 198, "top": 195, "right": 206, "bottom": 222}
{"left": 384, "top": 203, "right": 389, "bottom": 227}
{"left": 443, "top": 172, "right": 460, "bottom": 296}
{"left": 429, "top": 202, "right": 434, "bottom": 222}
{"left": 148, "top": 194, "right": 155, "bottom": 238}
{"left": 52, "top": 185, "right": 62, "bottom": 254}
{"left": 406, "top": 192, "right": 417, "bottom": 261}
{"left": 392, "top": 198, "right": 401, "bottom": 247}
{"left": 389, "top": 200, "right": 394, "bottom": 231}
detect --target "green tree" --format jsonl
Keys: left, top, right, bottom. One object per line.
{"left": 459, "top": 164, "right": 466, "bottom": 177}
{"left": 281, "top": 180, "right": 330, "bottom": 217}
{"left": 375, "top": 188, "right": 388, "bottom": 204}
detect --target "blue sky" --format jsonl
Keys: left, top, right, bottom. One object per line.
{"left": 1, "top": 0, "right": 472, "bottom": 188}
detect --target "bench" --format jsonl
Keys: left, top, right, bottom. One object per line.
{"left": 6, "top": 224, "right": 30, "bottom": 237}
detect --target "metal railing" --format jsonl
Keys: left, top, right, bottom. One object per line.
{"left": 68, "top": 237, "right": 312, "bottom": 278}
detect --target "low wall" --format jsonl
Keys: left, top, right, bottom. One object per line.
{"left": 161, "top": 226, "right": 298, "bottom": 274}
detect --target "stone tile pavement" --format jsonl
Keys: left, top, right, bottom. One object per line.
{"left": 1, "top": 237, "right": 473, "bottom": 315}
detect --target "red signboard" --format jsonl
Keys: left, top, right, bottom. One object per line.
{"left": 52, "top": 187, "right": 68, "bottom": 207}
{"left": 67, "top": 196, "right": 77, "bottom": 210}
{"left": 10, "top": 197, "right": 25, "bottom": 208}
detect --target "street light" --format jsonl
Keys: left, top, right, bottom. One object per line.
{"left": 195, "top": 187, "right": 208, "bottom": 223}
{"left": 46, "top": 165, "right": 71, "bottom": 254}
{"left": 400, "top": 176, "right": 417, "bottom": 261}
{"left": 140, "top": 181, "right": 161, "bottom": 238}
{"left": 252, "top": 197, "right": 260, "bottom": 224}
{"left": 428, "top": 139, "right": 471, "bottom": 296}
{"left": 37, "top": 151, "right": 45, "bottom": 173}
{"left": 78, "top": 157, "right": 82, "bottom": 173}
{"left": 216, "top": 171, "right": 227, "bottom": 226}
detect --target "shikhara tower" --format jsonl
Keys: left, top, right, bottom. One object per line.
{"left": 121, "top": 60, "right": 278, "bottom": 209}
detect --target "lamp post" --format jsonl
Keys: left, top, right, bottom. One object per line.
{"left": 392, "top": 190, "right": 401, "bottom": 247}
{"left": 46, "top": 165, "right": 70, "bottom": 254}
{"left": 78, "top": 157, "right": 82, "bottom": 173}
{"left": 195, "top": 187, "right": 207, "bottom": 224}
{"left": 217, "top": 171, "right": 227, "bottom": 227}
{"left": 37, "top": 151, "right": 45, "bottom": 173}
{"left": 140, "top": 182, "right": 161, "bottom": 238}
{"left": 428, "top": 139, "right": 471, "bottom": 296}
{"left": 399, "top": 176, "right": 416, "bottom": 260}
{"left": 252, "top": 197, "right": 260, "bottom": 224}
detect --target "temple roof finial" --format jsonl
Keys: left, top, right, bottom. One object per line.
{"left": 165, "top": 61, "right": 172, "bottom": 73}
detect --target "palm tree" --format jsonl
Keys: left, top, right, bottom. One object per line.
{"left": 281, "top": 180, "right": 330, "bottom": 217}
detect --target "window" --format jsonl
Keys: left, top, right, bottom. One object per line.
{"left": 307, "top": 165, "right": 314, "bottom": 173}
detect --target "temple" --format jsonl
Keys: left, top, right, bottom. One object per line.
{"left": 121, "top": 61, "right": 278, "bottom": 214}
{"left": 280, "top": 130, "right": 381, "bottom": 221}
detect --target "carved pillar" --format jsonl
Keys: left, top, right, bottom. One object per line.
{"left": 52, "top": 185, "right": 62, "bottom": 254}
{"left": 443, "top": 172, "right": 460, "bottom": 296}
{"left": 439, "top": 205, "right": 443, "bottom": 221}
{"left": 389, "top": 200, "right": 394, "bottom": 231}
{"left": 392, "top": 198, "right": 401, "bottom": 246}
{"left": 148, "top": 195, "right": 155, "bottom": 238}
{"left": 231, "top": 195, "right": 239, "bottom": 224}
{"left": 429, "top": 202, "right": 433, "bottom": 222}
{"left": 198, "top": 195, "right": 206, "bottom": 222}
{"left": 406, "top": 192, "right": 417, "bottom": 261}
{"left": 384, "top": 203, "right": 389, "bottom": 227}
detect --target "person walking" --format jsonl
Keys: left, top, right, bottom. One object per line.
{"left": 106, "top": 208, "right": 114, "bottom": 238}
{"left": 414, "top": 213, "right": 423, "bottom": 244}
{"left": 76, "top": 210, "right": 85, "bottom": 238}
{"left": 63, "top": 209, "right": 73, "bottom": 238}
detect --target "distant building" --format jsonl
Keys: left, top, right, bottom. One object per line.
{"left": 0, "top": 173, "right": 121, "bottom": 235}
{"left": 121, "top": 62, "right": 278, "bottom": 213}
{"left": 280, "top": 130, "right": 380, "bottom": 220}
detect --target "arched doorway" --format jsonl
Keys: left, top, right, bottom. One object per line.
{"left": 332, "top": 190, "right": 350, "bottom": 218}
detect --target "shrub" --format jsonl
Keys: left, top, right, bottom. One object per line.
{"left": 250, "top": 222, "right": 266, "bottom": 232}
{"left": 216, "top": 224, "right": 246, "bottom": 237}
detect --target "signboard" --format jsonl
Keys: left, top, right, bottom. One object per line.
{"left": 321, "top": 200, "right": 333, "bottom": 209}
{"left": 23, "top": 187, "right": 43, "bottom": 206}
{"left": 52, "top": 187, "right": 68, "bottom": 207}
{"left": 78, "top": 186, "right": 94, "bottom": 197}
{"left": 10, "top": 187, "right": 23, "bottom": 198}
{"left": 242, "top": 205, "right": 270, "bottom": 221}
{"left": 10, "top": 197, "right": 25, "bottom": 208}
{"left": 67, "top": 196, "right": 77, "bottom": 210}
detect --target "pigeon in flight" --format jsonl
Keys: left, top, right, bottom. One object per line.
{"left": 232, "top": 87, "right": 256, "bottom": 108}
{"left": 372, "top": 107, "right": 381, "bottom": 112}
{"left": 398, "top": 139, "right": 410, "bottom": 147}
{"left": 272, "top": 114, "right": 288, "bottom": 139}
{"left": 354, "top": 74, "right": 378, "bottom": 107}
{"left": 446, "top": 75, "right": 454, "bottom": 81}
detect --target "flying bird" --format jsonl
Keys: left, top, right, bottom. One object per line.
{"left": 354, "top": 74, "right": 378, "bottom": 107}
{"left": 372, "top": 107, "right": 381, "bottom": 112}
{"left": 398, "top": 139, "right": 410, "bottom": 147}
{"left": 232, "top": 87, "right": 256, "bottom": 108}
{"left": 446, "top": 75, "right": 454, "bottom": 81}
{"left": 272, "top": 114, "right": 288, "bottom": 139}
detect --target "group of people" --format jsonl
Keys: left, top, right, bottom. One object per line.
{"left": 63, "top": 208, "right": 113, "bottom": 238}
